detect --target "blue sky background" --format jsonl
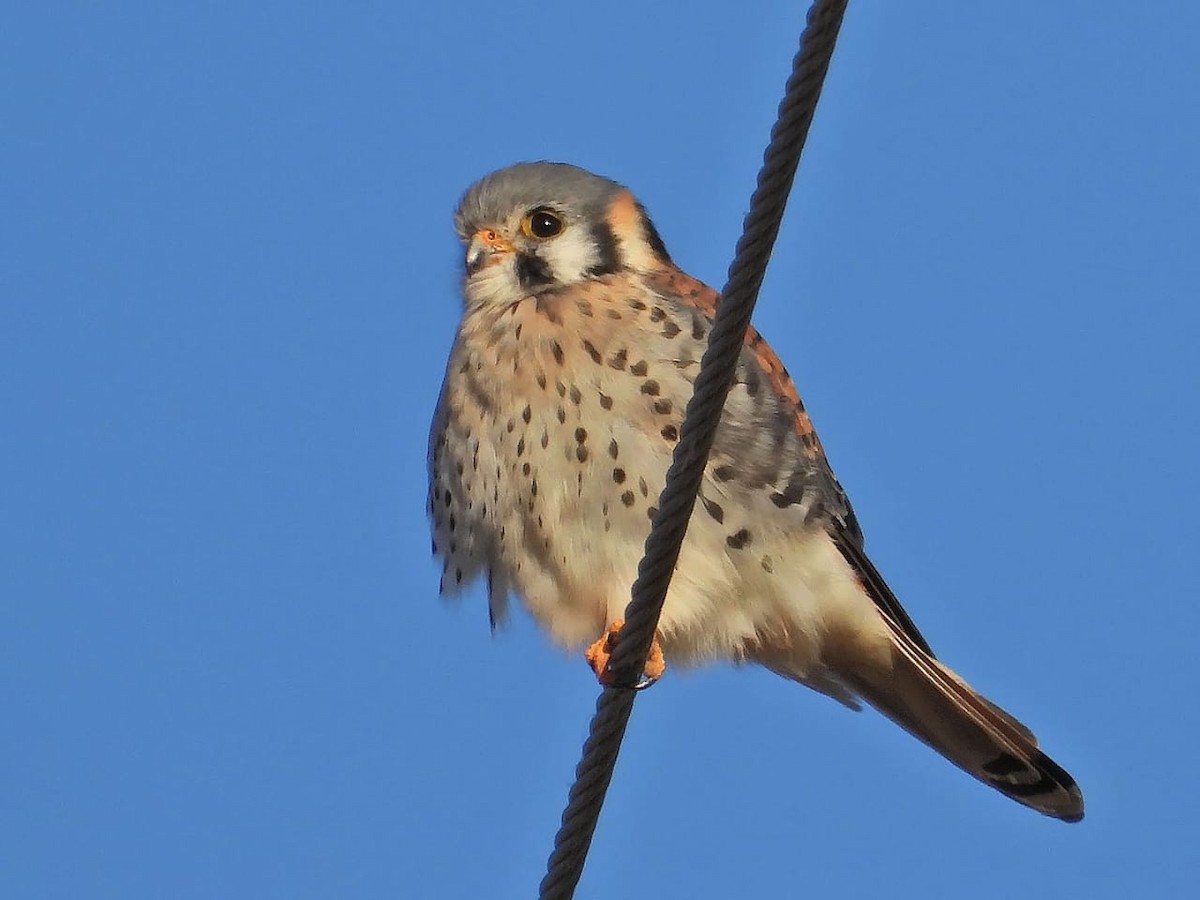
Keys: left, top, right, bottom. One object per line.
{"left": 4, "top": 2, "right": 1199, "bottom": 897}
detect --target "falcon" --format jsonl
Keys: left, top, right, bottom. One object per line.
{"left": 427, "top": 161, "right": 1084, "bottom": 821}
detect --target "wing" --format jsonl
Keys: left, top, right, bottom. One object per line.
{"left": 646, "top": 267, "right": 934, "bottom": 657}
{"left": 830, "top": 527, "right": 934, "bottom": 657}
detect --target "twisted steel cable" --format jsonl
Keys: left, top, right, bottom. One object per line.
{"left": 539, "top": 2, "right": 850, "bottom": 896}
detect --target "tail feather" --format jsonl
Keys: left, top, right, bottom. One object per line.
{"left": 845, "top": 619, "right": 1084, "bottom": 822}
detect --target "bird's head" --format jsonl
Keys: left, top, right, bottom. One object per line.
{"left": 453, "top": 161, "right": 672, "bottom": 308}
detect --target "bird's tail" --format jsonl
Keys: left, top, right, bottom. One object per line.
{"left": 842, "top": 618, "right": 1084, "bottom": 821}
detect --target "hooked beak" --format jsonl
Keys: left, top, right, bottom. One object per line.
{"left": 466, "top": 228, "right": 515, "bottom": 276}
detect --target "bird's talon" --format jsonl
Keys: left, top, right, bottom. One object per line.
{"left": 585, "top": 619, "right": 666, "bottom": 688}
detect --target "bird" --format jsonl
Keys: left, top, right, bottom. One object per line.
{"left": 427, "top": 161, "right": 1084, "bottom": 822}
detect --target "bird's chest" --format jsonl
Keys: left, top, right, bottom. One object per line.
{"left": 429, "top": 290, "right": 699, "bottom": 627}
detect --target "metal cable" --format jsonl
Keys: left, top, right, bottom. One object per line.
{"left": 538, "top": 2, "right": 849, "bottom": 896}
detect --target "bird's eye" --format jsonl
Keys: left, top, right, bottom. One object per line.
{"left": 522, "top": 209, "right": 564, "bottom": 239}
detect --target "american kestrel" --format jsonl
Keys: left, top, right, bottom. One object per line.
{"left": 428, "top": 161, "right": 1084, "bottom": 821}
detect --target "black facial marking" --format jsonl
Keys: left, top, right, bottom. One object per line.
{"left": 515, "top": 251, "right": 554, "bottom": 288}
{"left": 587, "top": 222, "right": 621, "bottom": 276}
{"left": 637, "top": 202, "right": 672, "bottom": 263}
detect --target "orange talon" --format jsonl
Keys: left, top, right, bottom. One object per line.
{"left": 584, "top": 619, "right": 667, "bottom": 686}
{"left": 642, "top": 634, "right": 667, "bottom": 682}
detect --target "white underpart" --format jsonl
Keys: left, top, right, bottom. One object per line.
{"left": 434, "top": 268, "right": 892, "bottom": 701}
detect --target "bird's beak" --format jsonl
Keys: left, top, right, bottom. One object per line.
{"left": 466, "top": 229, "right": 515, "bottom": 276}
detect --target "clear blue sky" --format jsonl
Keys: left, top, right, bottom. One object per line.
{"left": 4, "top": 2, "right": 1198, "bottom": 897}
